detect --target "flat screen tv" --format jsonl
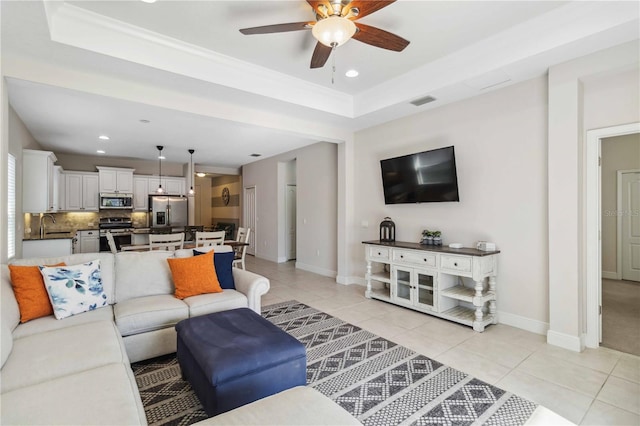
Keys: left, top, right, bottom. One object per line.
{"left": 380, "top": 146, "right": 460, "bottom": 204}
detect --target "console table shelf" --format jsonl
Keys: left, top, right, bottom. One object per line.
{"left": 363, "top": 240, "right": 500, "bottom": 332}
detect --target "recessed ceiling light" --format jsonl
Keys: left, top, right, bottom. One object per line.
{"left": 158, "top": 155, "right": 166, "bottom": 160}
{"left": 196, "top": 172, "right": 206, "bottom": 178}
{"left": 345, "top": 69, "right": 359, "bottom": 78}
{"left": 98, "top": 135, "right": 110, "bottom": 140}
{"left": 139, "top": 119, "right": 150, "bottom": 123}
{"left": 97, "top": 150, "right": 106, "bottom": 154}
{"left": 140, "top": 0, "right": 157, "bottom": 3}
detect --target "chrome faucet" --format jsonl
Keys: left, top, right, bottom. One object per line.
{"left": 39, "top": 214, "right": 56, "bottom": 238}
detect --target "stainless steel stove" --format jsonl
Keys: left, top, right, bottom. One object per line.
{"left": 99, "top": 217, "right": 133, "bottom": 251}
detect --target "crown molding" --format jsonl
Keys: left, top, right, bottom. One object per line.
{"left": 44, "top": 1, "right": 354, "bottom": 118}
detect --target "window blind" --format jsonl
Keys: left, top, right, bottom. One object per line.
{"left": 8, "top": 154, "right": 16, "bottom": 259}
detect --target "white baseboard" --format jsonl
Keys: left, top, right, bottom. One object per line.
{"left": 498, "top": 311, "right": 549, "bottom": 335}
{"left": 546, "top": 330, "right": 584, "bottom": 352}
{"left": 295, "top": 262, "right": 336, "bottom": 279}
{"left": 255, "top": 253, "right": 280, "bottom": 263}
{"left": 277, "top": 256, "right": 288, "bottom": 263}
{"left": 336, "top": 275, "right": 363, "bottom": 285}
{"left": 602, "top": 271, "right": 618, "bottom": 280}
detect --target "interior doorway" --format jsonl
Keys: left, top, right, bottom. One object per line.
{"left": 285, "top": 184, "right": 297, "bottom": 260}
{"left": 600, "top": 136, "right": 639, "bottom": 355}
{"left": 585, "top": 124, "right": 640, "bottom": 353}
{"left": 244, "top": 186, "right": 256, "bottom": 256}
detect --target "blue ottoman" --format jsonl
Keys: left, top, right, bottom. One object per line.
{"left": 175, "top": 308, "right": 306, "bottom": 417}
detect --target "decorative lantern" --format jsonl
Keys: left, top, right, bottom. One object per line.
{"left": 379, "top": 217, "right": 396, "bottom": 242}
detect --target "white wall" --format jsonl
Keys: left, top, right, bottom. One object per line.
{"left": 54, "top": 152, "right": 185, "bottom": 176}
{"left": 242, "top": 142, "right": 338, "bottom": 276}
{"left": 547, "top": 41, "right": 639, "bottom": 351}
{"left": 8, "top": 104, "right": 42, "bottom": 259}
{"left": 352, "top": 76, "right": 549, "bottom": 331}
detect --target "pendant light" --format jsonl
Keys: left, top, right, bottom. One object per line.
{"left": 188, "top": 149, "right": 195, "bottom": 196}
{"left": 156, "top": 145, "right": 165, "bottom": 194}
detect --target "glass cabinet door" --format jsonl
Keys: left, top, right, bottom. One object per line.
{"left": 392, "top": 266, "right": 413, "bottom": 305}
{"left": 415, "top": 270, "right": 436, "bottom": 311}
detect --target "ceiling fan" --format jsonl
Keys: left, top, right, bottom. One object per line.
{"left": 239, "top": 0, "right": 410, "bottom": 69}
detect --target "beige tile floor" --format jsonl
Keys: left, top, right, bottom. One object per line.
{"left": 246, "top": 256, "right": 640, "bottom": 425}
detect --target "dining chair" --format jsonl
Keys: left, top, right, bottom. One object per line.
{"left": 195, "top": 231, "right": 225, "bottom": 248}
{"left": 149, "top": 233, "right": 185, "bottom": 251}
{"left": 105, "top": 231, "right": 118, "bottom": 254}
{"left": 233, "top": 227, "right": 251, "bottom": 270}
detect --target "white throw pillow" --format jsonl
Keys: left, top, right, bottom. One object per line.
{"left": 39, "top": 260, "right": 108, "bottom": 320}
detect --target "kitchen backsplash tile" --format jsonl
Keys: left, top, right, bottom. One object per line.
{"left": 24, "top": 211, "right": 150, "bottom": 237}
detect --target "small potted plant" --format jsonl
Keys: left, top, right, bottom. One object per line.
{"left": 432, "top": 231, "right": 442, "bottom": 246}
{"left": 421, "top": 230, "right": 434, "bottom": 245}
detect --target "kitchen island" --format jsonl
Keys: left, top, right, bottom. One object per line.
{"left": 23, "top": 233, "right": 74, "bottom": 258}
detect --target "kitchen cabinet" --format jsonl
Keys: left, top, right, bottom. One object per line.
{"left": 148, "top": 177, "right": 185, "bottom": 196}
{"left": 78, "top": 230, "right": 100, "bottom": 253}
{"left": 97, "top": 167, "right": 134, "bottom": 193}
{"left": 64, "top": 172, "right": 99, "bottom": 211}
{"left": 22, "top": 150, "right": 58, "bottom": 213}
{"left": 364, "top": 241, "right": 500, "bottom": 332}
{"left": 54, "top": 166, "right": 64, "bottom": 212}
{"left": 133, "top": 176, "right": 149, "bottom": 211}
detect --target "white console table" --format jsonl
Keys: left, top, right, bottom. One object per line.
{"left": 363, "top": 240, "right": 500, "bottom": 332}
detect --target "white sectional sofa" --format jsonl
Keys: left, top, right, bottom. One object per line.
{"left": 1, "top": 248, "right": 270, "bottom": 425}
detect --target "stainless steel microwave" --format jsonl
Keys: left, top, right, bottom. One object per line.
{"left": 99, "top": 193, "right": 133, "bottom": 210}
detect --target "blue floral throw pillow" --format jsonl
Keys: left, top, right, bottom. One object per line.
{"left": 39, "top": 260, "right": 108, "bottom": 320}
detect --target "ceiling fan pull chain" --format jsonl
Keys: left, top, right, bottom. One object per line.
{"left": 331, "top": 45, "right": 336, "bottom": 85}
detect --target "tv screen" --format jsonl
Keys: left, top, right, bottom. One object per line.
{"left": 380, "top": 146, "right": 460, "bottom": 204}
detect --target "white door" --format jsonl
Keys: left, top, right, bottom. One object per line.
{"left": 621, "top": 171, "right": 640, "bottom": 281}
{"left": 244, "top": 186, "right": 257, "bottom": 256}
{"left": 285, "top": 185, "right": 297, "bottom": 260}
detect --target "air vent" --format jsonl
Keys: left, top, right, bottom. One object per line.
{"left": 250, "top": 153, "right": 262, "bottom": 157}
{"left": 410, "top": 96, "right": 437, "bottom": 107}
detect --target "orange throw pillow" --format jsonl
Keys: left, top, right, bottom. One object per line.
{"left": 167, "top": 250, "right": 222, "bottom": 299}
{"left": 8, "top": 263, "right": 65, "bottom": 323}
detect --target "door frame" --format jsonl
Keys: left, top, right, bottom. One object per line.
{"left": 585, "top": 122, "right": 640, "bottom": 348}
{"left": 618, "top": 169, "right": 640, "bottom": 281}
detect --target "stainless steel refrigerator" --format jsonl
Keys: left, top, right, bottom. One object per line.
{"left": 149, "top": 195, "right": 188, "bottom": 229}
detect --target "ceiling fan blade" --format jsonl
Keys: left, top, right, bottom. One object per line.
{"left": 239, "top": 22, "right": 312, "bottom": 35}
{"left": 352, "top": 23, "right": 409, "bottom": 52}
{"left": 346, "top": 1, "right": 396, "bottom": 20}
{"left": 310, "top": 42, "right": 332, "bottom": 69}
{"left": 307, "top": 0, "right": 332, "bottom": 18}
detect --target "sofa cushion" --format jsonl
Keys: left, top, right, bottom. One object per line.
{"left": 0, "top": 320, "right": 128, "bottom": 393}
{"left": 168, "top": 250, "right": 222, "bottom": 299}
{"left": 8, "top": 263, "right": 64, "bottom": 322}
{"left": 1, "top": 320, "right": 12, "bottom": 369}
{"left": 40, "top": 260, "right": 109, "bottom": 320}
{"left": 0, "top": 363, "right": 146, "bottom": 425}
{"left": 115, "top": 251, "right": 174, "bottom": 302}
{"left": 1, "top": 266, "right": 21, "bottom": 332}
{"left": 10, "top": 253, "right": 116, "bottom": 304}
{"left": 184, "top": 290, "right": 248, "bottom": 317}
{"left": 12, "top": 305, "right": 114, "bottom": 340}
{"left": 115, "top": 295, "right": 189, "bottom": 337}
{"left": 193, "top": 250, "right": 236, "bottom": 290}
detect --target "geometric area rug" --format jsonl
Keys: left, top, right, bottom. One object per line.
{"left": 132, "top": 300, "right": 537, "bottom": 426}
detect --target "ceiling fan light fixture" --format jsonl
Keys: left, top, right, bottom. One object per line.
{"left": 312, "top": 16, "right": 356, "bottom": 48}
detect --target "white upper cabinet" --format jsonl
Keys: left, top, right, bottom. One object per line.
{"left": 22, "top": 150, "right": 58, "bottom": 213}
{"left": 133, "top": 176, "right": 149, "bottom": 211}
{"left": 148, "top": 177, "right": 185, "bottom": 196}
{"left": 97, "top": 167, "right": 134, "bottom": 193}
{"left": 63, "top": 172, "right": 99, "bottom": 211}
